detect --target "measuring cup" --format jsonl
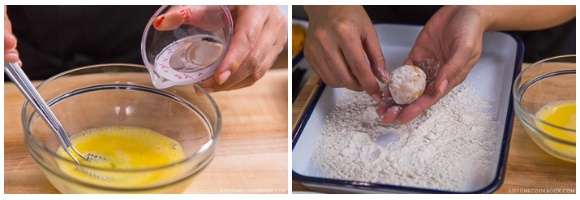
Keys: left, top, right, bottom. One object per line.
{"left": 141, "top": 5, "right": 234, "bottom": 89}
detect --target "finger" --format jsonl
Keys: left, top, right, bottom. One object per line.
{"left": 154, "top": 7, "right": 184, "bottom": 30}
{"left": 381, "top": 105, "right": 403, "bottom": 124}
{"left": 304, "top": 28, "right": 361, "bottom": 91}
{"left": 224, "top": 80, "right": 255, "bottom": 91}
{"left": 197, "top": 63, "right": 269, "bottom": 94}
{"left": 217, "top": 7, "right": 285, "bottom": 88}
{"left": 362, "top": 29, "right": 388, "bottom": 84}
{"left": 404, "top": 58, "right": 441, "bottom": 86}
{"left": 4, "top": 28, "right": 20, "bottom": 64}
{"left": 339, "top": 34, "right": 381, "bottom": 102}
{"left": 197, "top": 75, "right": 217, "bottom": 89}
{"left": 4, "top": 28, "right": 16, "bottom": 50}
{"left": 4, "top": 6, "right": 19, "bottom": 63}
{"left": 303, "top": 47, "right": 325, "bottom": 84}
{"left": 433, "top": 49, "right": 473, "bottom": 96}
{"left": 376, "top": 83, "right": 400, "bottom": 124}
{"left": 214, "top": 75, "right": 259, "bottom": 92}
{"left": 327, "top": 44, "right": 363, "bottom": 91}
{"left": 214, "top": 6, "right": 267, "bottom": 85}
{"left": 155, "top": 6, "right": 225, "bottom": 31}
{"left": 397, "top": 55, "right": 475, "bottom": 124}
{"left": 376, "top": 83, "right": 392, "bottom": 113}
{"left": 219, "top": 38, "right": 284, "bottom": 90}
{"left": 376, "top": 96, "right": 395, "bottom": 117}
{"left": 5, "top": 6, "right": 12, "bottom": 32}
{"left": 5, "top": 48, "right": 20, "bottom": 64}
{"left": 312, "top": 58, "right": 363, "bottom": 92}
{"left": 395, "top": 59, "right": 454, "bottom": 124}
{"left": 4, "top": 6, "right": 20, "bottom": 65}
{"left": 395, "top": 83, "right": 441, "bottom": 124}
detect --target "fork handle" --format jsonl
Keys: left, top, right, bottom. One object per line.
{"left": 4, "top": 62, "right": 79, "bottom": 163}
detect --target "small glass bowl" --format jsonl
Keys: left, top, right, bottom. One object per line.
{"left": 513, "top": 55, "right": 575, "bottom": 163}
{"left": 22, "top": 63, "right": 221, "bottom": 193}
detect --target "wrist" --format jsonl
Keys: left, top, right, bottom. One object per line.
{"left": 457, "top": 6, "right": 496, "bottom": 31}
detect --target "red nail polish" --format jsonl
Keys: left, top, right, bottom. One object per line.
{"left": 154, "top": 16, "right": 165, "bottom": 28}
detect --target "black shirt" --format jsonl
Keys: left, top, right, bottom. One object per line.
{"left": 362, "top": 5, "right": 576, "bottom": 63}
{"left": 7, "top": 5, "right": 160, "bottom": 80}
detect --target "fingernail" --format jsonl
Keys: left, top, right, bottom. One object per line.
{"left": 377, "top": 99, "right": 388, "bottom": 116}
{"left": 380, "top": 109, "right": 398, "bottom": 124}
{"left": 372, "top": 65, "right": 390, "bottom": 84}
{"left": 154, "top": 16, "right": 165, "bottom": 28}
{"left": 438, "top": 79, "right": 448, "bottom": 94}
{"left": 371, "top": 94, "right": 382, "bottom": 103}
{"left": 387, "top": 106, "right": 402, "bottom": 114}
{"left": 217, "top": 70, "right": 231, "bottom": 85}
{"left": 383, "top": 106, "right": 402, "bottom": 124}
{"left": 380, "top": 71, "right": 389, "bottom": 84}
{"left": 374, "top": 72, "right": 389, "bottom": 84}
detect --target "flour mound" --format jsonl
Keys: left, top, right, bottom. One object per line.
{"left": 312, "top": 82, "right": 497, "bottom": 192}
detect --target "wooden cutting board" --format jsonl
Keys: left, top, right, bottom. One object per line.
{"left": 4, "top": 68, "right": 288, "bottom": 194}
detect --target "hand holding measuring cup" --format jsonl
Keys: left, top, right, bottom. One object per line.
{"left": 196, "top": 5, "right": 287, "bottom": 94}
{"left": 142, "top": 5, "right": 234, "bottom": 89}
{"left": 143, "top": 5, "right": 287, "bottom": 93}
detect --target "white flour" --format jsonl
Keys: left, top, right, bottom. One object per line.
{"left": 312, "top": 82, "right": 498, "bottom": 192}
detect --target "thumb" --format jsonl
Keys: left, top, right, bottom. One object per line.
{"left": 212, "top": 32, "right": 249, "bottom": 85}
{"left": 213, "top": 6, "right": 263, "bottom": 85}
{"left": 432, "top": 51, "right": 473, "bottom": 96}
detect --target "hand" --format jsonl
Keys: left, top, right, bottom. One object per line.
{"left": 196, "top": 5, "right": 287, "bottom": 94}
{"left": 377, "top": 5, "right": 485, "bottom": 124}
{"left": 4, "top": 6, "right": 21, "bottom": 65}
{"left": 303, "top": 5, "right": 388, "bottom": 103}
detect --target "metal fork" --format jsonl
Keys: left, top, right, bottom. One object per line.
{"left": 5, "top": 62, "right": 100, "bottom": 164}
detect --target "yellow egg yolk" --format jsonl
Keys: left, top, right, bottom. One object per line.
{"left": 535, "top": 100, "right": 576, "bottom": 162}
{"left": 55, "top": 126, "right": 185, "bottom": 187}
{"left": 292, "top": 24, "right": 306, "bottom": 57}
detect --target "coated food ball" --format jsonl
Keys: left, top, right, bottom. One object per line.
{"left": 389, "top": 65, "right": 426, "bottom": 104}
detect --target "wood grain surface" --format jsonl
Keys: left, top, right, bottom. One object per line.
{"left": 291, "top": 64, "right": 576, "bottom": 194}
{"left": 4, "top": 68, "right": 288, "bottom": 194}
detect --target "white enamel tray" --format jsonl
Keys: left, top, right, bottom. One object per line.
{"left": 292, "top": 23, "right": 523, "bottom": 193}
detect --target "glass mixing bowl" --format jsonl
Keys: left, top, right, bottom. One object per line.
{"left": 22, "top": 63, "right": 221, "bottom": 193}
{"left": 513, "top": 55, "right": 575, "bottom": 163}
